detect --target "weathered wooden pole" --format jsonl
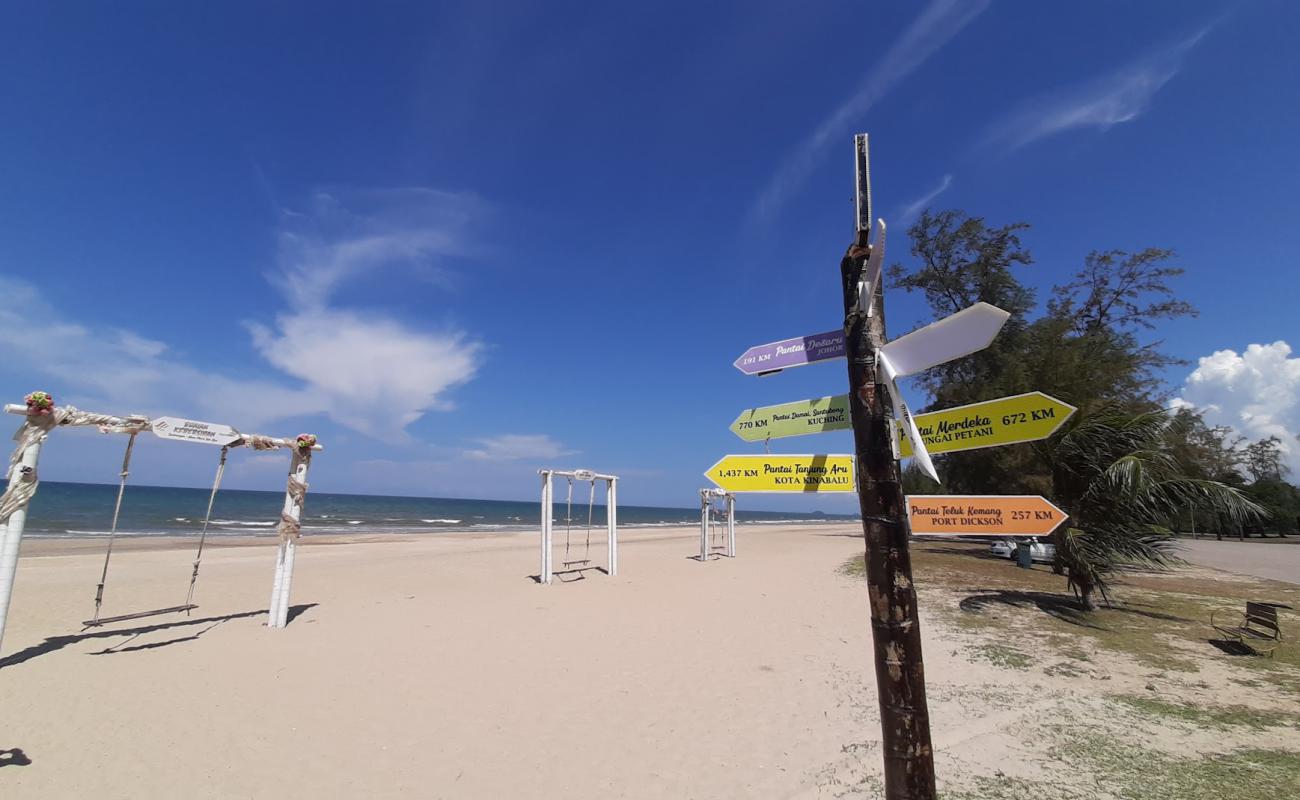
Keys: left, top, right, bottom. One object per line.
{"left": 842, "top": 134, "right": 936, "bottom": 799}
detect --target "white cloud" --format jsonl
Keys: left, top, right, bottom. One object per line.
{"left": 1177, "top": 341, "right": 1300, "bottom": 474}
{"left": 0, "top": 187, "right": 485, "bottom": 440}
{"left": 273, "top": 188, "right": 479, "bottom": 309}
{"left": 0, "top": 274, "right": 319, "bottom": 429}
{"left": 895, "top": 174, "right": 953, "bottom": 226}
{"left": 751, "top": 0, "right": 989, "bottom": 223}
{"left": 247, "top": 309, "right": 479, "bottom": 437}
{"left": 463, "top": 434, "right": 575, "bottom": 462}
{"left": 983, "top": 27, "right": 1211, "bottom": 151}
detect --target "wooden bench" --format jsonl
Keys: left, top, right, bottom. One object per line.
{"left": 1211, "top": 602, "right": 1290, "bottom": 657}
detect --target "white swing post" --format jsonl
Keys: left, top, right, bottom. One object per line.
{"left": 0, "top": 395, "right": 322, "bottom": 650}
{"left": 607, "top": 476, "right": 618, "bottom": 576}
{"left": 538, "top": 468, "right": 619, "bottom": 584}
{"left": 0, "top": 424, "right": 47, "bottom": 655}
{"left": 698, "top": 488, "right": 737, "bottom": 562}
{"left": 727, "top": 492, "right": 736, "bottom": 557}
{"left": 268, "top": 443, "right": 313, "bottom": 629}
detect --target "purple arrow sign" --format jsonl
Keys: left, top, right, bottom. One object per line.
{"left": 733, "top": 329, "right": 846, "bottom": 376}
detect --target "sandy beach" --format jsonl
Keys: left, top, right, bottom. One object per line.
{"left": 4, "top": 525, "right": 1300, "bottom": 799}
{"left": 1, "top": 524, "right": 894, "bottom": 798}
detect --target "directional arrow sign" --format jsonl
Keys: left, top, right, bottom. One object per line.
{"left": 906, "top": 495, "right": 1067, "bottom": 536}
{"left": 705, "top": 454, "right": 855, "bottom": 493}
{"left": 898, "top": 392, "right": 1077, "bottom": 457}
{"left": 877, "top": 302, "right": 1011, "bottom": 378}
{"left": 730, "top": 395, "right": 850, "bottom": 442}
{"left": 150, "top": 416, "right": 241, "bottom": 446}
{"left": 877, "top": 301, "right": 1011, "bottom": 483}
{"left": 733, "top": 330, "right": 845, "bottom": 376}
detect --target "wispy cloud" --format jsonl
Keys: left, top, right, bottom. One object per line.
{"left": 982, "top": 26, "right": 1213, "bottom": 152}
{"left": 895, "top": 174, "right": 953, "bottom": 226}
{"left": 751, "top": 0, "right": 989, "bottom": 223}
{"left": 272, "top": 188, "right": 479, "bottom": 309}
{"left": 0, "top": 187, "right": 486, "bottom": 441}
{"left": 248, "top": 187, "right": 486, "bottom": 439}
{"left": 0, "top": 274, "right": 323, "bottom": 430}
{"left": 463, "top": 434, "right": 575, "bottom": 462}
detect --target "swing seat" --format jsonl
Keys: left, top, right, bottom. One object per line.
{"left": 82, "top": 604, "right": 197, "bottom": 628}
{"left": 562, "top": 558, "right": 591, "bottom": 567}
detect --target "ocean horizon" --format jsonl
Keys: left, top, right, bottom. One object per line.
{"left": 10, "top": 481, "right": 860, "bottom": 538}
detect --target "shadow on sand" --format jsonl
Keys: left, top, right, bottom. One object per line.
{"left": 0, "top": 748, "right": 32, "bottom": 768}
{"left": 0, "top": 603, "right": 318, "bottom": 670}
{"left": 958, "top": 589, "right": 1193, "bottom": 630}
{"left": 1207, "top": 638, "right": 1265, "bottom": 657}
{"left": 529, "top": 567, "right": 609, "bottom": 584}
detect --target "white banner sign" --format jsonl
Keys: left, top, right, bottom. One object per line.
{"left": 150, "top": 416, "right": 241, "bottom": 446}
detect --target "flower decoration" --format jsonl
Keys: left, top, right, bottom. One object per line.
{"left": 296, "top": 433, "right": 318, "bottom": 451}
{"left": 24, "top": 391, "right": 54, "bottom": 416}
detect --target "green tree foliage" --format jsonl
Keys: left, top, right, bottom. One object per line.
{"left": 889, "top": 211, "right": 1202, "bottom": 496}
{"left": 1243, "top": 436, "right": 1288, "bottom": 482}
{"left": 1166, "top": 408, "right": 1242, "bottom": 484}
{"left": 1244, "top": 478, "right": 1300, "bottom": 536}
{"left": 889, "top": 209, "right": 1277, "bottom": 607}
{"left": 1048, "top": 410, "right": 1265, "bottom": 610}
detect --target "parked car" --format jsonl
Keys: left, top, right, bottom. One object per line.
{"left": 989, "top": 537, "right": 1056, "bottom": 563}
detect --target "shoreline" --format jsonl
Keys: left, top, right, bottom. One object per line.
{"left": 12, "top": 518, "right": 862, "bottom": 556}
{"left": 12, "top": 522, "right": 808, "bottom": 558}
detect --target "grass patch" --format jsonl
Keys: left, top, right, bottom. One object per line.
{"left": 943, "top": 741, "right": 1300, "bottom": 800}
{"left": 969, "top": 643, "right": 1034, "bottom": 670}
{"left": 1043, "top": 661, "right": 1087, "bottom": 678}
{"left": 906, "top": 540, "right": 1300, "bottom": 682}
{"left": 839, "top": 554, "right": 866, "bottom": 579}
{"left": 1055, "top": 737, "right": 1300, "bottom": 800}
{"left": 1115, "top": 694, "right": 1300, "bottom": 731}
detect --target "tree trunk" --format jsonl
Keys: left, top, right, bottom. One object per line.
{"left": 1077, "top": 577, "right": 1099, "bottom": 612}
{"left": 1050, "top": 528, "right": 1065, "bottom": 575}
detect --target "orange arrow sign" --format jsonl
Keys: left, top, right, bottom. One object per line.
{"left": 906, "top": 495, "right": 1067, "bottom": 536}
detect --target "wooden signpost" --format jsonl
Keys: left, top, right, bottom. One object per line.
{"left": 906, "top": 495, "right": 1067, "bottom": 536}
{"left": 839, "top": 134, "right": 941, "bottom": 799}
{"left": 717, "top": 134, "right": 1063, "bottom": 798}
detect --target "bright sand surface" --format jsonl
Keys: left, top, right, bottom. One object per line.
{"left": 2, "top": 525, "right": 1001, "bottom": 798}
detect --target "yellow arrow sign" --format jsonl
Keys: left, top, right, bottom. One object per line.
{"left": 704, "top": 454, "right": 856, "bottom": 493}
{"left": 898, "top": 392, "right": 1076, "bottom": 458}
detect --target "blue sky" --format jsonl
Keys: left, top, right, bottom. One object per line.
{"left": 2, "top": 1, "right": 1298, "bottom": 510}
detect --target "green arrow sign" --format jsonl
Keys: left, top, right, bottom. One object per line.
{"left": 729, "top": 395, "right": 850, "bottom": 442}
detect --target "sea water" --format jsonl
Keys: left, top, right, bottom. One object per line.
{"left": 12, "top": 481, "right": 857, "bottom": 538}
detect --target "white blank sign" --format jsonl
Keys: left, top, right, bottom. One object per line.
{"left": 878, "top": 302, "right": 1010, "bottom": 378}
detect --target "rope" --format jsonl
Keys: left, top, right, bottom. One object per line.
{"left": 0, "top": 462, "right": 38, "bottom": 525}
{"left": 276, "top": 450, "right": 311, "bottom": 541}
{"left": 185, "top": 446, "right": 228, "bottom": 609}
{"left": 91, "top": 431, "right": 139, "bottom": 624}
{"left": 245, "top": 434, "right": 282, "bottom": 451}
{"left": 0, "top": 409, "right": 66, "bottom": 526}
